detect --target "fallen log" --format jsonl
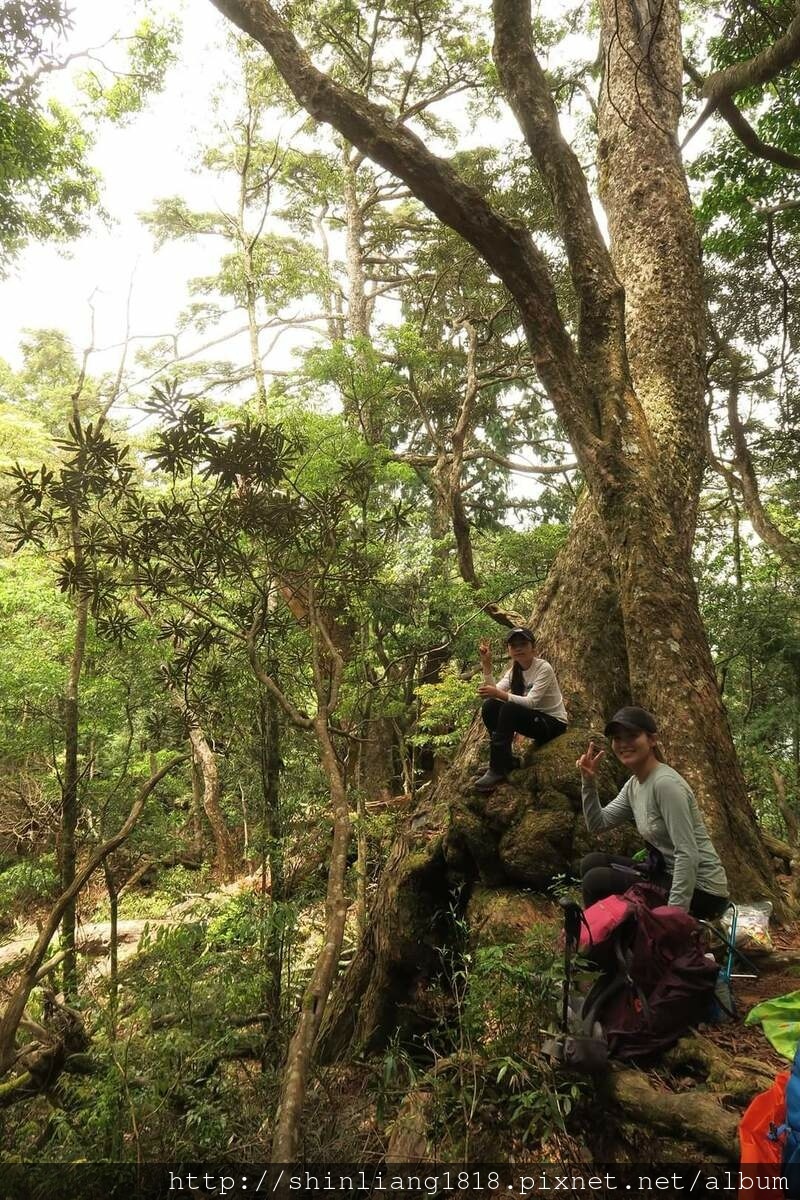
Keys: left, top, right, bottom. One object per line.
{"left": 763, "top": 830, "right": 795, "bottom": 866}
{"left": 609, "top": 1067, "right": 739, "bottom": 1159}
{"left": 663, "top": 1033, "right": 774, "bottom": 1100}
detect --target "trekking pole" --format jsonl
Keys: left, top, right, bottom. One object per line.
{"left": 560, "top": 900, "right": 583, "bottom": 1033}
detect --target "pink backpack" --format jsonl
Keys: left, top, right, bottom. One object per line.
{"left": 578, "top": 893, "right": 632, "bottom": 954}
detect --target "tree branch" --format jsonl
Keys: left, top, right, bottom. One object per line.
{"left": 749, "top": 197, "right": 800, "bottom": 216}
{"left": 206, "top": 0, "right": 600, "bottom": 455}
{"left": 465, "top": 449, "right": 578, "bottom": 475}
{"left": 724, "top": 382, "right": 800, "bottom": 567}
{"left": 396, "top": 450, "right": 577, "bottom": 475}
{"left": 245, "top": 618, "right": 314, "bottom": 730}
{"left": 702, "top": 3, "right": 800, "bottom": 102}
{"left": 684, "top": 58, "right": 800, "bottom": 172}
{"left": 491, "top": 0, "right": 626, "bottom": 356}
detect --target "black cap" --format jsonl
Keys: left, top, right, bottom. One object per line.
{"left": 604, "top": 706, "right": 658, "bottom": 737}
{"left": 505, "top": 627, "right": 536, "bottom": 645}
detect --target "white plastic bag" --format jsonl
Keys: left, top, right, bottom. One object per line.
{"left": 722, "top": 900, "right": 773, "bottom": 951}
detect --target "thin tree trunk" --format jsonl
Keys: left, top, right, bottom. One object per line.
{"left": 342, "top": 147, "right": 369, "bottom": 342}
{"left": 60, "top": 585, "right": 89, "bottom": 1000}
{"left": 189, "top": 731, "right": 235, "bottom": 883}
{"left": 190, "top": 754, "right": 205, "bottom": 860}
{"left": 239, "top": 102, "right": 268, "bottom": 407}
{"left": 103, "top": 860, "right": 119, "bottom": 1039}
{"left": 313, "top": 205, "right": 345, "bottom": 342}
{"left": 170, "top": 686, "right": 236, "bottom": 882}
{"left": 257, "top": 684, "right": 283, "bottom": 1039}
{"left": 270, "top": 709, "right": 350, "bottom": 1162}
{"left": 355, "top": 766, "right": 367, "bottom": 940}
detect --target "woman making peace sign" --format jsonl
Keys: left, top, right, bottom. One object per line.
{"left": 577, "top": 706, "right": 729, "bottom": 917}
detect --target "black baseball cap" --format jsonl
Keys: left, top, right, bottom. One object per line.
{"left": 505, "top": 627, "right": 536, "bottom": 645}
{"left": 604, "top": 706, "right": 658, "bottom": 736}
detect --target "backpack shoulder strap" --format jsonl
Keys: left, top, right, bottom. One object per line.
{"left": 579, "top": 970, "right": 627, "bottom": 1035}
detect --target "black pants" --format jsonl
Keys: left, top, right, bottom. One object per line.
{"left": 579, "top": 852, "right": 729, "bottom": 920}
{"left": 481, "top": 698, "right": 567, "bottom": 772}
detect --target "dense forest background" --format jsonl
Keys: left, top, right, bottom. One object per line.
{"left": 0, "top": 0, "right": 799, "bottom": 1167}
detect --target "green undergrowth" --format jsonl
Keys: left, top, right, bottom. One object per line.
{"left": 354, "top": 904, "right": 593, "bottom": 1160}
{"left": 1, "top": 885, "right": 591, "bottom": 1164}
{"left": 1, "top": 890, "right": 299, "bottom": 1161}
{"left": 89, "top": 864, "right": 216, "bottom": 922}
{"left": 0, "top": 854, "right": 59, "bottom": 923}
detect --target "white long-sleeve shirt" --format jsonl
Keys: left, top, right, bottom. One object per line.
{"left": 486, "top": 658, "right": 568, "bottom": 723}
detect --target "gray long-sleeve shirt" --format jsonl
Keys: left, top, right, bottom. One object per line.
{"left": 581, "top": 763, "right": 728, "bottom": 910}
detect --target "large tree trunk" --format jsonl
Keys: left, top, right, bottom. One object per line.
{"left": 490, "top": 0, "right": 778, "bottom": 900}
{"left": 596, "top": 0, "right": 708, "bottom": 542}
{"left": 604, "top": 477, "right": 775, "bottom": 893}
{"left": 589, "top": 0, "right": 776, "bottom": 896}
{"left": 532, "top": 493, "right": 629, "bottom": 722}
{"left": 207, "top": 0, "right": 779, "bottom": 906}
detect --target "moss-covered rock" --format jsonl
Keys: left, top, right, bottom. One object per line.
{"left": 466, "top": 885, "right": 556, "bottom": 947}
{"left": 446, "top": 726, "right": 628, "bottom": 887}
{"left": 324, "top": 722, "right": 636, "bottom": 1059}
{"left": 498, "top": 808, "right": 575, "bottom": 886}
{"left": 445, "top": 802, "right": 505, "bottom": 885}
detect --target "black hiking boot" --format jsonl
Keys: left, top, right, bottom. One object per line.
{"left": 473, "top": 768, "right": 510, "bottom": 792}
{"left": 472, "top": 755, "right": 520, "bottom": 781}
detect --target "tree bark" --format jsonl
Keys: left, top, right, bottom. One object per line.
{"left": 269, "top": 708, "right": 350, "bottom": 1161}
{"left": 527, "top": 492, "right": 630, "bottom": 723}
{"left": 60, "top": 584, "right": 89, "bottom": 1000}
{"left": 595, "top": 0, "right": 708, "bottom": 542}
{"left": 169, "top": 688, "right": 236, "bottom": 882}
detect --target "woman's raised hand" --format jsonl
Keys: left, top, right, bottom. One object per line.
{"left": 478, "top": 638, "right": 491, "bottom": 661}
{"left": 577, "top": 742, "right": 605, "bottom": 778}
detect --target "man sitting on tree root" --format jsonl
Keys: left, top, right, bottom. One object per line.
{"left": 474, "top": 628, "right": 568, "bottom": 792}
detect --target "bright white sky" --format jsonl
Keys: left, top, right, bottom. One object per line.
{"left": 0, "top": 0, "right": 234, "bottom": 375}
{"left": 0, "top": 2, "right": 596, "bottom": 383}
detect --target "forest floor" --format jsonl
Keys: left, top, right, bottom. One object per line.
{"left": 701, "top": 921, "right": 800, "bottom": 1072}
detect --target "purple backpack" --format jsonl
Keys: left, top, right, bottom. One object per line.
{"left": 576, "top": 883, "right": 719, "bottom": 1062}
